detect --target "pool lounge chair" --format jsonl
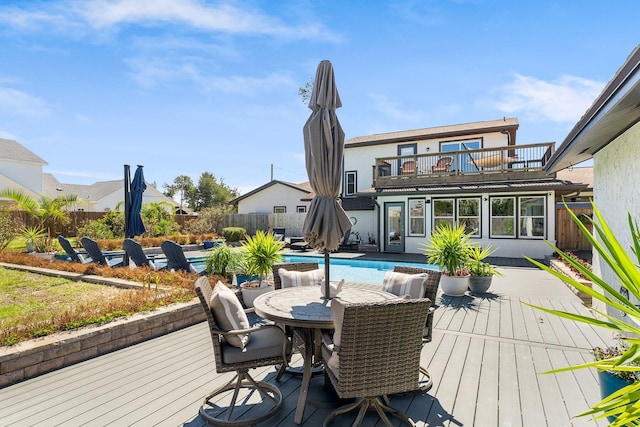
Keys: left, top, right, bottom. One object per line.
{"left": 80, "top": 236, "right": 125, "bottom": 267}
{"left": 338, "top": 229, "right": 359, "bottom": 251}
{"left": 57, "top": 235, "right": 91, "bottom": 263}
{"left": 123, "top": 238, "right": 165, "bottom": 270}
{"left": 160, "top": 240, "right": 205, "bottom": 275}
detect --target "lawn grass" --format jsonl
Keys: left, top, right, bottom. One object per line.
{"left": 0, "top": 264, "right": 198, "bottom": 346}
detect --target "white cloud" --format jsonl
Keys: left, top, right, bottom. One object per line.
{"left": 368, "top": 94, "right": 426, "bottom": 122}
{"left": 0, "top": 87, "right": 50, "bottom": 117}
{"left": 496, "top": 73, "right": 604, "bottom": 123}
{"left": 127, "top": 56, "right": 296, "bottom": 94}
{"left": 0, "top": 0, "right": 333, "bottom": 40}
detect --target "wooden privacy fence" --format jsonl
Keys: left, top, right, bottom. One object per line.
{"left": 555, "top": 206, "right": 593, "bottom": 251}
{"left": 8, "top": 211, "right": 307, "bottom": 238}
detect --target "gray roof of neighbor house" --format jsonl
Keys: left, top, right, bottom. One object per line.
{"left": 0, "top": 138, "right": 48, "bottom": 165}
{"left": 546, "top": 45, "right": 640, "bottom": 173}
{"left": 345, "top": 117, "right": 519, "bottom": 147}
{"left": 229, "top": 180, "right": 312, "bottom": 205}
{"left": 42, "top": 173, "right": 177, "bottom": 206}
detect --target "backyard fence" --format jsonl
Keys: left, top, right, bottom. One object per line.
{"left": 9, "top": 211, "right": 307, "bottom": 238}
{"left": 555, "top": 206, "right": 593, "bottom": 251}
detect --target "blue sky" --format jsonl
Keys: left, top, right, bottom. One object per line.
{"left": 0, "top": 1, "right": 637, "bottom": 195}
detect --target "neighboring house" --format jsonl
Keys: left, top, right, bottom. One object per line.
{"left": 545, "top": 45, "right": 640, "bottom": 321}
{"left": 42, "top": 173, "right": 177, "bottom": 212}
{"left": 342, "top": 117, "right": 591, "bottom": 260}
{"left": 0, "top": 137, "right": 177, "bottom": 212}
{"left": 230, "top": 180, "right": 312, "bottom": 214}
{"left": 0, "top": 138, "right": 48, "bottom": 200}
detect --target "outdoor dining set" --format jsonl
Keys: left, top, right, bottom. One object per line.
{"left": 194, "top": 261, "right": 441, "bottom": 426}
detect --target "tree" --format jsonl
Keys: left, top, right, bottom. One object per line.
{"left": 163, "top": 175, "right": 195, "bottom": 212}
{"left": 0, "top": 189, "right": 78, "bottom": 248}
{"left": 185, "top": 172, "right": 239, "bottom": 212}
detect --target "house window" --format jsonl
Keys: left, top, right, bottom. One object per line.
{"left": 432, "top": 197, "right": 480, "bottom": 236}
{"left": 433, "top": 199, "right": 454, "bottom": 228}
{"left": 440, "top": 138, "right": 482, "bottom": 172}
{"left": 345, "top": 171, "right": 357, "bottom": 196}
{"left": 397, "top": 143, "right": 417, "bottom": 175}
{"left": 458, "top": 198, "right": 480, "bottom": 237}
{"left": 274, "top": 206, "right": 286, "bottom": 213}
{"left": 519, "top": 196, "right": 545, "bottom": 238}
{"left": 408, "top": 198, "right": 425, "bottom": 236}
{"left": 296, "top": 205, "right": 307, "bottom": 213}
{"left": 491, "top": 197, "right": 516, "bottom": 237}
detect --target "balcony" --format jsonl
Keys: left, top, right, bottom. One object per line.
{"left": 373, "top": 142, "right": 555, "bottom": 188}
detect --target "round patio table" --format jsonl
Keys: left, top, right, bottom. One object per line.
{"left": 253, "top": 286, "right": 397, "bottom": 425}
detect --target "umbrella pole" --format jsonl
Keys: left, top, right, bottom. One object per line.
{"left": 324, "top": 249, "right": 331, "bottom": 300}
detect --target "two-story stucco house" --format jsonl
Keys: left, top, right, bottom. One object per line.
{"left": 342, "top": 117, "right": 590, "bottom": 260}
{"left": 545, "top": 45, "right": 640, "bottom": 321}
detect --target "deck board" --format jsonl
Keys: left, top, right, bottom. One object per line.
{"left": 0, "top": 267, "right": 619, "bottom": 426}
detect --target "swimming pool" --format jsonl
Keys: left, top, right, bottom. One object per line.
{"left": 279, "top": 255, "right": 439, "bottom": 283}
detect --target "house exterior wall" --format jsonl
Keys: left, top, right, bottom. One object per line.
{"left": 0, "top": 160, "right": 43, "bottom": 194}
{"left": 373, "top": 191, "right": 555, "bottom": 257}
{"left": 238, "top": 184, "right": 310, "bottom": 214}
{"left": 591, "top": 122, "right": 640, "bottom": 319}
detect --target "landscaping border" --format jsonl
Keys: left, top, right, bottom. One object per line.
{"left": 0, "top": 264, "right": 206, "bottom": 388}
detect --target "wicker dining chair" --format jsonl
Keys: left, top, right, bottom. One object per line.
{"left": 322, "top": 298, "right": 431, "bottom": 426}
{"left": 271, "top": 262, "right": 322, "bottom": 377}
{"left": 271, "top": 262, "right": 320, "bottom": 289}
{"left": 391, "top": 266, "right": 441, "bottom": 392}
{"left": 195, "top": 277, "right": 292, "bottom": 426}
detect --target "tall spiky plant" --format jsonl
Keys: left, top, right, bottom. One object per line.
{"left": 242, "top": 231, "right": 284, "bottom": 285}
{"left": 525, "top": 201, "right": 640, "bottom": 426}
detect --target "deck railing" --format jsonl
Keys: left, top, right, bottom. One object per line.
{"left": 373, "top": 142, "right": 555, "bottom": 186}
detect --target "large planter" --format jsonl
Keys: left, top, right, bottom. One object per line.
{"left": 469, "top": 275, "right": 492, "bottom": 294}
{"left": 240, "top": 284, "right": 274, "bottom": 308}
{"left": 597, "top": 370, "right": 634, "bottom": 423}
{"left": 439, "top": 274, "right": 469, "bottom": 296}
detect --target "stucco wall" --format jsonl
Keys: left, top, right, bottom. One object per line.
{"left": 0, "top": 160, "right": 43, "bottom": 194}
{"left": 238, "top": 184, "right": 310, "bottom": 214}
{"left": 591, "top": 122, "right": 640, "bottom": 319}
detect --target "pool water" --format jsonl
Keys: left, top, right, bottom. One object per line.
{"left": 280, "top": 255, "right": 439, "bottom": 283}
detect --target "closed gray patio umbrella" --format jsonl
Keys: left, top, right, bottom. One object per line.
{"left": 302, "top": 60, "right": 352, "bottom": 299}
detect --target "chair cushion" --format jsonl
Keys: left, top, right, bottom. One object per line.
{"left": 278, "top": 268, "right": 324, "bottom": 288}
{"left": 209, "top": 281, "right": 250, "bottom": 349}
{"left": 327, "top": 297, "right": 347, "bottom": 371}
{"left": 382, "top": 271, "right": 428, "bottom": 299}
{"left": 221, "top": 326, "right": 291, "bottom": 364}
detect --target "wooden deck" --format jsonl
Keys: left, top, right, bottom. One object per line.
{"left": 0, "top": 267, "right": 614, "bottom": 426}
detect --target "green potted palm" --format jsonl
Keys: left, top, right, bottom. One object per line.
{"left": 525, "top": 202, "right": 640, "bottom": 426}
{"left": 467, "top": 244, "right": 501, "bottom": 294}
{"left": 240, "top": 230, "right": 284, "bottom": 307}
{"left": 421, "top": 223, "right": 472, "bottom": 296}
{"left": 21, "top": 225, "right": 47, "bottom": 253}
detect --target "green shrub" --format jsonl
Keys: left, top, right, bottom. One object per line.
{"left": 0, "top": 209, "right": 22, "bottom": 250}
{"left": 222, "top": 227, "right": 246, "bottom": 242}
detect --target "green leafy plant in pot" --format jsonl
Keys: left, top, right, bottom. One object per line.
{"left": 467, "top": 244, "right": 502, "bottom": 294}
{"left": 421, "top": 223, "right": 472, "bottom": 296}
{"left": 204, "top": 243, "right": 243, "bottom": 283}
{"left": 525, "top": 202, "right": 640, "bottom": 426}
{"left": 21, "top": 225, "right": 47, "bottom": 253}
{"left": 240, "top": 230, "right": 284, "bottom": 307}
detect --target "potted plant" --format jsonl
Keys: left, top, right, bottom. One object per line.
{"left": 21, "top": 225, "right": 47, "bottom": 253}
{"left": 204, "top": 243, "right": 243, "bottom": 283}
{"left": 592, "top": 343, "right": 640, "bottom": 423}
{"left": 525, "top": 202, "right": 640, "bottom": 426}
{"left": 421, "top": 223, "right": 472, "bottom": 296}
{"left": 467, "top": 244, "right": 501, "bottom": 294}
{"left": 240, "top": 230, "right": 284, "bottom": 307}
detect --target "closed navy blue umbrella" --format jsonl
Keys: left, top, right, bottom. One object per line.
{"left": 127, "top": 165, "right": 147, "bottom": 237}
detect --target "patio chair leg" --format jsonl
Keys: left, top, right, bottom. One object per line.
{"left": 199, "top": 370, "right": 284, "bottom": 426}
{"left": 323, "top": 397, "right": 415, "bottom": 427}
